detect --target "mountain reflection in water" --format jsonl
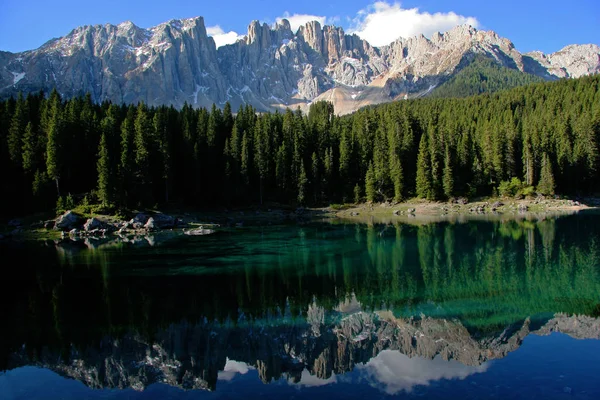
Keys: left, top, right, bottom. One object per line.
{"left": 1, "top": 212, "right": 600, "bottom": 398}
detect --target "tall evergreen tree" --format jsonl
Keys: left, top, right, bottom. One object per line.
{"left": 416, "top": 133, "right": 434, "bottom": 200}
{"left": 365, "top": 162, "right": 376, "bottom": 203}
{"left": 97, "top": 131, "right": 113, "bottom": 205}
{"left": 538, "top": 153, "right": 556, "bottom": 195}
{"left": 45, "top": 95, "right": 63, "bottom": 196}
{"left": 443, "top": 148, "right": 454, "bottom": 199}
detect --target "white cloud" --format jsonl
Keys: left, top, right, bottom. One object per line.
{"left": 276, "top": 12, "right": 327, "bottom": 33}
{"left": 206, "top": 25, "right": 243, "bottom": 48}
{"left": 356, "top": 350, "right": 489, "bottom": 394}
{"left": 217, "top": 358, "right": 254, "bottom": 381}
{"left": 350, "top": 1, "right": 480, "bottom": 47}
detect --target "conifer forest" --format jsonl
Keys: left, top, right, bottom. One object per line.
{"left": 1, "top": 75, "right": 599, "bottom": 217}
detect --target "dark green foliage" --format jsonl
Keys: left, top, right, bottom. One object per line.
{"left": 431, "top": 55, "right": 545, "bottom": 98}
{"left": 416, "top": 132, "right": 434, "bottom": 199}
{"left": 365, "top": 162, "right": 376, "bottom": 203}
{"left": 0, "top": 75, "right": 599, "bottom": 218}
{"left": 538, "top": 153, "right": 556, "bottom": 195}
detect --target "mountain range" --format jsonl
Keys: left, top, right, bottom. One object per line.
{"left": 8, "top": 310, "right": 600, "bottom": 391}
{"left": 1, "top": 16, "right": 599, "bottom": 114}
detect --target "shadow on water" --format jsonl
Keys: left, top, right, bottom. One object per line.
{"left": 1, "top": 211, "right": 599, "bottom": 394}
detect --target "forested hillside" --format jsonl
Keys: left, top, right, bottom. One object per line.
{"left": 430, "top": 55, "right": 546, "bottom": 98}
{"left": 1, "top": 75, "right": 599, "bottom": 217}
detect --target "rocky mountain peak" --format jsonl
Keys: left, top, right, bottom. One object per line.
{"left": 0, "top": 17, "right": 598, "bottom": 115}
{"left": 298, "top": 20, "right": 324, "bottom": 53}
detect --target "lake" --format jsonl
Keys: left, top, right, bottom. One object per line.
{"left": 1, "top": 212, "right": 600, "bottom": 399}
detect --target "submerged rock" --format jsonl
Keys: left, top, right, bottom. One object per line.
{"left": 184, "top": 227, "right": 215, "bottom": 236}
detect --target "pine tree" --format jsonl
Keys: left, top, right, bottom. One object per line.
{"left": 365, "top": 162, "right": 376, "bottom": 203}
{"left": 390, "top": 154, "right": 404, "bottom": 202}
{"left": 353, "top": 183, "right": 362, "bottom": 204}
{"left": 241, "top": 131, "right": 251, "bottom": 186}
{"left": 21, "top": 122, "right": 39, "bottom": 174}
{"left": 7, "top": 93, "right": 28, "bottom": 166}
{"left": 297, "top": 160, "right": 308, "bottom": 205}
{"left": 537, "top": 153, "right": 555, "bottom": 195}
{"left": 416, "top": 133, "right": 434, "bottom": 199}
{"left": 443, "top": 148, "right": 454, "bottom": 199}
{"left": 46, "top": 96, "right": 63, "bottom": 196}
{"left": 311, "top": 152, "right": 320, "bottom": 203}
{"left": 133, "top": 104, "right": 152, "bottom": 203}
{"left": 119, "top": 106, "right": 135, "bottom": 205}
{"left": 97, "top": 131, "right": 113, "bottom": 205}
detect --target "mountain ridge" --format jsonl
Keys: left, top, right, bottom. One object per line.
{"left": 1, "top": 16, "right": 599, "bottom": 114}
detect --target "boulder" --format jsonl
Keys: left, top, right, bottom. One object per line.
{"left": 492, "top": 201, "right": 504, "bottom": 208}
{"left": 407, "top": 208, "right": 416, "bottom": 214}
{"left": 144, "top": 217, "right": 158, "bottom": 231}
{"left": 133, "top": 213, "right": 150, "bottom": 224}
{"left": 393, "top": 210, "right": 401, "bottom": 215}
{"left": 54, "top": 211, "right": 82, "bottom": 231}
{"left": 69, "top": 228, "right": 79, "bottom": 236}
{"left": 83, "top": 217, "right": 107, "bottom": 232}
{"left": 151, "top": 213, "right": 176, "bottom": 229}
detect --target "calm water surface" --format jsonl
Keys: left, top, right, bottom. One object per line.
{"left": 1, "top": 212, "right": 600, "bottom": 399}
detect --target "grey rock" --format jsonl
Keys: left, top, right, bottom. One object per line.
{"left": 133, "top": 213, "right": 150, "bottom": 224}
{"left": 144, "top": 217, "right": 158, "bottom": 231}
{"left": 151, "top": 213, "right": 176, "bottom": 229}
{"left": 54, "top": 211, "right": 82, "bottom": 231}
{"left": 84, "top": 217, "right": 107, "bottom": 232}
{"left": 184, "top": 227, "right": 215, "bottom": 236}
{"left": 1, "top": 18, "right": 598, "bottom": 116}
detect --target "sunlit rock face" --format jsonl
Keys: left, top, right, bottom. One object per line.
{"left": 1, "top": 18, "right": 598, "bottom": 114}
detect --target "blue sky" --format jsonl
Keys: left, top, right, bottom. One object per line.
{"left": 1, "top": 0, "right": 598, "bottom": 53}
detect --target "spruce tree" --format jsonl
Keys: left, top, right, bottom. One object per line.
{"left": 46, "top": 97, "right": 62, "bottom": 196}
{"left": 97, "top": 131, "right": 113, "bottom": 205}
{"left": 390, "top": 154, "right": 403, "bottom": 202}
{"left": 416, "top": 133, "right": 433, "bottom": 199}
{"left": 538, "top": 153, "right": 555, "bottom": 195}
{"left": 443, "top": 148, "right": 454, "bottom": 199}
{"left": 21, "top": 122, "right": 39, "bottom": 174}
{"left": 297, "top": 160, "right": 308, "bottom": 205}
{"left": 8, "top": 93, "right": 28, "bottom": 167}
{"left": 365, "top": 162, "right": 376, "bottom": 203}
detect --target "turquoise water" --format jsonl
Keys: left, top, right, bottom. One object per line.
{"left": 1, "top": 212, "right": 600, "bottom": 399}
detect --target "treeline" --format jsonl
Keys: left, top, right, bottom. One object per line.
{"left": 0, "top": 75, "right": 599, "bottom": 216}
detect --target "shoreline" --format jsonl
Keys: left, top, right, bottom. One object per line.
{"left": 1, "top": 196, "right": 598, "bottom": 241}
{"left": 332, "top": 196, "right": 596, "bottom": 219}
